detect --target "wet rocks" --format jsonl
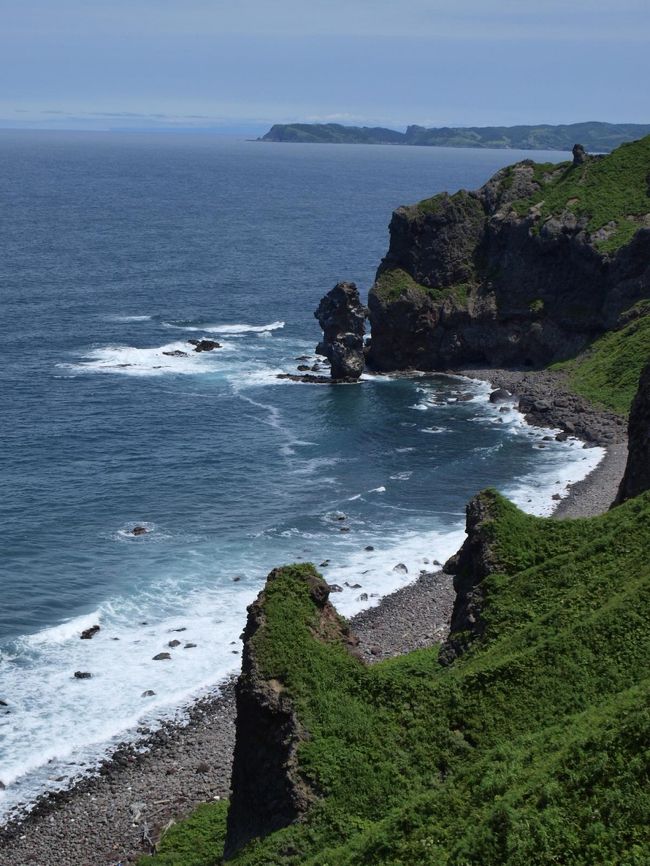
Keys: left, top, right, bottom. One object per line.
{"left": 132, "top": 526, "right": 149, "bottom": 536}
{"left": 489, "top": 388, "right": 512, "bottom": 403}
{"left": 141, "top": 690, "right": 156, "bottom": 698}
{"left": 152, "top": 652, "right": 171, "bottom": 661}
{"left": 314, "top": 282, "right": 368, "bottom": 381}
{"left": 188, "top": 339, "right": 221, "bottom": 353}
{"left": 162, "top": 350, "right": 188, "bottom": 357}
{"left": 80, "top": 625, "right": 100, "bottom": 640}
{"left": 393, "top": 563, "right": 408, "bottom": 574}
{"left": 73, "top": 671, "right": 92, "bottom": 679}
{"left": 168, "top": 640, "right": 181, "bottom": 648}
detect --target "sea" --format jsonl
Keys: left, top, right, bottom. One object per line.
{"left": 0, "top": 131, "right": 603, "bottom": 821}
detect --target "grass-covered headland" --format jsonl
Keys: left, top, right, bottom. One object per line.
{"left": 142, "top": 489, "right": 650, "bottom": 865}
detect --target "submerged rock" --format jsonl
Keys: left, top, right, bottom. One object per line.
{"left": 314, "top": 282, "right": 367, "bottom": 381}
{"left": 132, "top": 526, "right": 148, "bottom": 536}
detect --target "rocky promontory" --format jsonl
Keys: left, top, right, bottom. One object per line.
{"left": 367, "top": 136, "right": 650, "bottom": 371}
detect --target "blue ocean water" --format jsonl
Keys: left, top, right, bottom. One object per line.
{"left": 0, "top": 132, "right": 602, "bottom": 818}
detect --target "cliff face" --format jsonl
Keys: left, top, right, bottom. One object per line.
{"left": 615, "top": 360, "right": 650, "bottom": 503}
{"left": 367, "top": 137, "right": 650, "bottom": 371}
{"left": 224, "top": 565, "right": 359, "bottom": 860}
{"left": 438, "top": 490, "right": 504, "bottom": 666}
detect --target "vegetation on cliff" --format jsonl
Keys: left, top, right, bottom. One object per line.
{"left": 367, "top": 135, "right": 650, "bottom": 378}
{"left": 144, "top": 492, "right": 650, "bottom": 864}
{"left": 552, "top": 307, "right": 650, "bottom": 414}
{"left": 261, "top": 121, "right": 650, "bottom": 153}
{"left": 510, "top": 135, "right": 650, "bottom": 252}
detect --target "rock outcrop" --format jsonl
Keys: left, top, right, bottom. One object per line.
{"left": 439, "top": 490, "right": 504, "bottom": 666}
{"left": 314, "top": 282, "right": 367, "bottom": 380}
{"left": 224, "top": 566, "right": 358, "bottom": 859}
{"left": 367, "top": 138, "right": 650, "bottom": 371}
{"left": 615, "top": 359, "right": 650, "bottom": 503}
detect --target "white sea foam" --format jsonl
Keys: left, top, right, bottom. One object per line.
{"left": 166, "top": 320, "right": 285, "bottom": 335}
{"left": 60, "top": 341, "right": 232, "bottom": 377}
{"left": 104, "top": 314, "right": 153, "bottom": 323}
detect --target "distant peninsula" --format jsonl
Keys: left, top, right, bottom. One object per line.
{"left": 260, "top": 121, "right": 650, "bottom": 152}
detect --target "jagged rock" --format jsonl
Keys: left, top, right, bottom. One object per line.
{"left": 327, "top": 583, "right": 343, "bottom": 592}
{"left": 189, "top": 339, "right": 221, "bottom": 352}
{"left": 366, "top": 146, "right": 650, "bottom": 372}
{"left": 615, "top": 360, "right": 650, "bottom": 503}
{"left": 314, "top": 282, "right": 368, "bottom": 380}
{"left": 489, "top": 388, "right": 512, "bottom": 403}
{"left": 572, "top": 143, "right": 587, "bottom": 166}
{"left": 80, "top": 625, "right": 100, "bottom": 640}
{"left": 439, "top": 491, "right": 504, "bottom": 666}
{"left": 224, "top": 567, "right": 359, "bottom": 858}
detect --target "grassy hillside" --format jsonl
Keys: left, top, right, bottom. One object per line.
{"left": 511, "top": 135, "right": 650, "bottom": 252}
{"left": 552, "top": 306, "right": 650, "bottom": 414}
{"left": 142, "top": 492, "right": 650, "bottom": 865}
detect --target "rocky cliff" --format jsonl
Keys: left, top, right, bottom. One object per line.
{"left": 367, "top": 136, "right": 650, "bottom": 371}
{"left": 438, "top": 489, "right": 504, "bottom": 666}
{"left": 223, "top": 565, "right": 359, "bottom": 859}
{"left": 615, "top": 359, "right": 650, "bottom": 503}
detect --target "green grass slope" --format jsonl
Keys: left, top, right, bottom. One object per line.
{"left": 552, "top": 306, "right": 650, "bottom": 414}
{"left": 512, "top": 135, "right": 650, "bottom": 252}
{"left": 143, "top": 492, "right": 650, "bottom": 865}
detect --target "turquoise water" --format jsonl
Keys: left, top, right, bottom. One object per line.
{"left": 0, "top": 132, "right": 600, "bottom": 818}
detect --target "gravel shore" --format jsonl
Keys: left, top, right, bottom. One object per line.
{"left": 0, "top": 369, "right": 629, "bottom": 866}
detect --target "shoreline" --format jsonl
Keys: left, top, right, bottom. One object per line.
{"left": 0, "top": 368, "right": 629, "bottom": 866}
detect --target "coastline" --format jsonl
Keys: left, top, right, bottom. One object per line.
{"left": 0, "top": 369, "right": 629, "bottom": 866}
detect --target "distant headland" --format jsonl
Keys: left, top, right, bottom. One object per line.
{"left": 260, "top": 120, "right": 650, "bottom": 152}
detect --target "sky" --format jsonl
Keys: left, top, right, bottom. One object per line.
{"left": 1, "top": 0, "right": 649, "bottom": 132}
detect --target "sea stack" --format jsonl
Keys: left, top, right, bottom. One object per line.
{"left": 314, "top": 282, "right": 367, "bottom": 381}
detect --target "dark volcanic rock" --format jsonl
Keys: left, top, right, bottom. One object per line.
{"left": 152, "top": 652, "right": 171, "bottom": 661}
{"left": 224, "top": 568, "right": 358, "bottom": 859}
{"left": 615, "top": 360, "right": 650, "bottom": 503}
{"left": 366, "top": 152, "right": 650, "bottom": 372}
{"left": 439, "top": 490, "right": 504, "bottom": 666}
{"left": 572, "top": 143, "right": 587, "bottom": 166}
{"left": 74, "top": 671, "right": 92, "bottom": 679}
{"left": 80, "top": 625, "right": 100, "bottom": 640}
{"left": 132, "top": 525, "right": 148, "bottom": 536}
{"left": 314, "top": 282, "right": 367, "bottom": 380}
{"left": 162, "top": 350, "right": 188, "bottom": 357}
{"left": 489, "top": 388, "right": 512, "bottom": 403}
{"left": 190, "top": 339, "right": 221, "bottom": 353}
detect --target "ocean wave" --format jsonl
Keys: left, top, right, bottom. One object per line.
{"left": 165, "top": 320, "right": 285, "bottom": 335}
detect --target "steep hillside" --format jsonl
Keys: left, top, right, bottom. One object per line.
{"left": 141, "top": 485, "right": 650, "bottom": 865}
{"left": 367, "top": 136, "right": 650, "bottom": 394}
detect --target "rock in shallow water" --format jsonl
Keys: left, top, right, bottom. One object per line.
{"left": 314, "top": 282, "right": 367, "bottom": 380}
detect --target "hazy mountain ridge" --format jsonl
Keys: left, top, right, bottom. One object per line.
{"left": 261, "top": 121, "right": 650, "bottom": 152}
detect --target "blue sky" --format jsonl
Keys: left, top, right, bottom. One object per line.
{"left": 2, "top": 0, "right": 649, "bottom": 131}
